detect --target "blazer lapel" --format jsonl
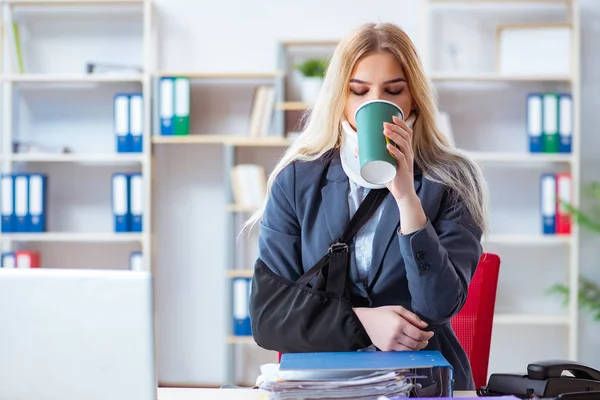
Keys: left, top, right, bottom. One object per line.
{"left": 321, "top": 152, "right": 350, "bottom": 245}
{"left": 367, "top": 168, "right": 423, "bottom": 287}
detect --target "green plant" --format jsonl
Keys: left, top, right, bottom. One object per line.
{"left": 295, "top": 58, "right": 328, "bottom": 78}
{"left": 548, "top": 181, "right": 600, "bottom": 320}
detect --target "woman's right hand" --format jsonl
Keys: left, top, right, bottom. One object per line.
{"left": 353, "top": 306, "right": 434, "bottom": 351}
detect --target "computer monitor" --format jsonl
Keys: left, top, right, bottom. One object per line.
{"left": 0, "top": 268, "right": 157, "bottom": 400}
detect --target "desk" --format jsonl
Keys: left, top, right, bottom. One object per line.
{"left": 157, "top": 388, "right": 477, "bottom": 399}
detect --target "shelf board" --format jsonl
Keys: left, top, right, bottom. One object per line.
{"left": 224, "top": 136, "right": 291, "bottom": 147}
{"left": 1, "top": 232, "right": 143, "bottom": 243}
{"left": 494, "top": 314, "right": 570, "bottom": 325}
{"left": 485, "top": 234, "right": 572, "bottom": 246}
{"left": 276, "top": 101, "right": 311, "bottom": 111}
{"left": 9, "top": 153, "right": 145, "bottom": 163}
{"left": 154, "top": 71, "right": 282, "bottom": 79}
{"left": 152, "top": 134, "right": 291, "bottom": 147}
{"left": 6, "top": 0, "right": 144, "bottom": 5}
{"left": 3, "top": 73, "right": 143, "bottom": 83}
{"left": 226, "top": 269, "right": 254, "bottom": 278}
{"left": 430, "top": 72, "right": 572, "bottom": 82}
{"left": 467, "top": 151, "right": 572, "bottom": 163}
{"left": 152, "top": 135, "right": 225, "bottom": 144}
{"left": 226, "top": 335, "right": 255, "bottom": 344}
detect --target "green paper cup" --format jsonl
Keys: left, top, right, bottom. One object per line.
{"left": 354, "top": 100, "right": 404, "bottom": 185}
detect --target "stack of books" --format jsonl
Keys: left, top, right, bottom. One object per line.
{"left": 257, "top": 350, "right": 453, "bottom": 399}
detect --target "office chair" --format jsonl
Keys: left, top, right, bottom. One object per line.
{"left": 451, "top": 252, "right": 501, "bottom": 389}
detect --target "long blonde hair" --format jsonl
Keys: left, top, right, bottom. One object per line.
{"left": 245, "top": 22, "right": 489, "bottom": 234}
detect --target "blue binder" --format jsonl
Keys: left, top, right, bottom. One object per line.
{"left": 129, "top": 172, "right": 142, "bottom": 232}
{"left": 14, "top": 174, "right": 29, "bottom": 232}
{"left": 130, "top": 93, "right": 143, "bottom": 153}
{"left": 280, "top": 350, "right": 454, "bottom": 397}
{"left": 160, "top": 77, "right": 174, "bottom": 136}
{"left": 540, "top": 173, "right": 557, "bottom": 234}
{"left": 558, "top": 93, "right": 572, "bottom": 153}
{"left": 114, "top": 93, "right": 130, "bottom": 153}
{"left": 1, "top": 252, "right": 15, "bottom": 268}
{"left": 27, "top": 173, "right": 47, "bottom": 232}
{"left": 112, "top": 173, "right": 130, "bottom": 232}
{"left": 526, "top": 93, "right": 543, "bottom": 153}
{"left": 1, "top": 174, "right": 15, "bottom": 233}
{"left": 232, "top": 277, "right": 252, "bottom": 336}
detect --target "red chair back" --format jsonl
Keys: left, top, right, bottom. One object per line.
{"left": 277, "top": 252, "right": 501, "bottom": 389}
{"left": 451, "top": 252, "right": 501, "bottom": 389}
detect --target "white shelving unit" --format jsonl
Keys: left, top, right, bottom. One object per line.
{"left": 422, "top": 0, "right": 580, "bottom": 375}
{"left": 0, "top": 0, "right": 155, "bottom": 272}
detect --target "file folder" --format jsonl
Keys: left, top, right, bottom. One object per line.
{"left": 558, "top": 93, "right": 573, "bottom": 153}
{"left": 130, "top": 93, "right": 143, "bottom": 153}
{"left": 112, "top": 173, "right": 130, "bottom": 232}
{"left": 542, "top": 93, "right": 559, "bottom": 153}
{"left": 174, "top": 77, "right": 190, "bottom": 136}
{"left": 556, "top": 172, "right": 572, "bottom": 235}
{"left": 526, "top": 93, "right": 543, "bottom": 153}
{"left": 160, "top": 77, "right": 174, "bottom": 136}
{"left": 14, "top": 174, "right": 29, "bottom": 232}
{"left": 279, "top": 350, "right": 454, "bottom": 397}
{"left": 540, "top": 173, "right": 557, "bottom": 234}
{"left": 129, "top": 172, "right": 142, "bottom": 232}
{"left": 114, "top": 93, "right": 130, "bottom": 153}
{"left": 232, "top": 277, "right": 252, "bottom": 336}
{"left": 1, "top": 174, "right": 15, "bottom": 233}
{"left": 15, "top": 250, "right": 40, "bottom": 268}
{"left": 28, "top": 173, "right": 46, "bottom": 232}
{"left": 130, "top": 251, "right": 143, "bottom": 271}
{"left": 1, "top": 252, "right": 15, "bottom": 268}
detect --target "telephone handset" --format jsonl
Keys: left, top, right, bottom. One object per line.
{"left": 478, "top": 360, "right": 600, "bottom": 399}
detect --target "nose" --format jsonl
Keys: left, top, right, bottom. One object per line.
{"left": 369, "top": 86, "right": 386, "bottom": 101}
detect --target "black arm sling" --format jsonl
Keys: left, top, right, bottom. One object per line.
{"left": 249, "top": 188, "right": 389, "bottom": 353}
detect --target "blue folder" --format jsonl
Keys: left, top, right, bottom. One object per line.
{"left": 280, "top": 350, "right": 454, "bottom": 396}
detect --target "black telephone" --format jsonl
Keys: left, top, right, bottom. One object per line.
{"left": 477, "top": 360, "right": 600, "bottom": 399}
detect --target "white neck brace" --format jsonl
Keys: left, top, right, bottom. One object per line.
{"left": 340, "top": 114, "right": 416, "bottom": 189}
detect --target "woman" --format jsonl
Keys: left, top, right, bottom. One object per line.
{"left": 246, "top": 22, "right": 488, "bottom": 391}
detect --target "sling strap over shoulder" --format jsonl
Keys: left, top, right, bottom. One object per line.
{"left": 296, "top": 188, "right": 389, "bottom": 296}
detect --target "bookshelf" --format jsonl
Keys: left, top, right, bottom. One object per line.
{"left": 0, "top": 0, "right": 154, "bottom": 272}
{"left": 422, "top": 0, "right": 580, "bottom": 377}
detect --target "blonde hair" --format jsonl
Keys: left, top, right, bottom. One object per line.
{"left": 245, "top": 22, "right": 489, "bottom": 235}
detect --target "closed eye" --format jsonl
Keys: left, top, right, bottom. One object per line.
{"left": 350, "top": 88, "right": 368, "bottom": 96}
{"left": 386, "top": 88, "right": 403, "bottom": 95}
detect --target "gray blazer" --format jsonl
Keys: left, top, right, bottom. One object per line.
{"left": 256, "top": 148, "right": 483, "bottom": 390}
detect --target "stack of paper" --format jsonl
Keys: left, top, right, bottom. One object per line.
{"left": 257, "top": 363, "right": 415, "bottom": 399}
{"left": 257, "top": 351, "right": 454, "bottom": 399}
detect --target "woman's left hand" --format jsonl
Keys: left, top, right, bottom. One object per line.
{"left": 384, "top": 115, "right": 415, "bottom": 202}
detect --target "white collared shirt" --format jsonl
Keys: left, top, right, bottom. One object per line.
{"left": 347, "top": 179, "right": 385, "bottom": 288}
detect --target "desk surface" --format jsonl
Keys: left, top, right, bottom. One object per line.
{"left": 157, "top": 388, "right": 477, "bottom": 399}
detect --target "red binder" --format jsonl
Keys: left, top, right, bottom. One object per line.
{"left": 556, "top": 172, "right": 572, "bottom": 235}
{"left": 15, "top": 250, "right": 40, "bottom": 268}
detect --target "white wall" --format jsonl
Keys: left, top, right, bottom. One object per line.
{"left": 10, "top": 0, "right": 600, "bottom": 388}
